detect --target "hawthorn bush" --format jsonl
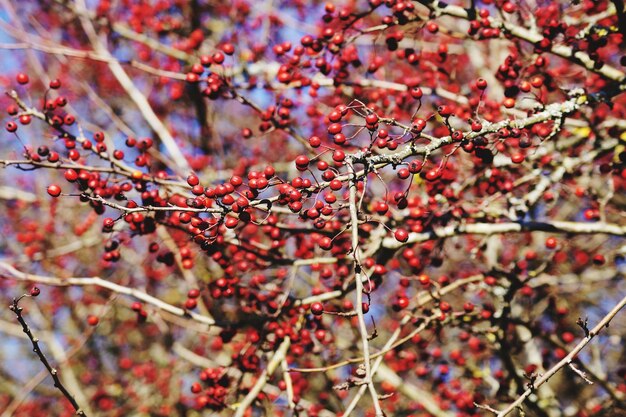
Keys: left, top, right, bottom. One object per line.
{"left": 1, "top": 0, "right": 626, "bottom": 416}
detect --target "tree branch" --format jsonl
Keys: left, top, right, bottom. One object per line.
{"left": 9, "top": 294, "right": 87, "bottom": 416}
{"left": 496, "top": 293, "right": 626, "bottom": 416}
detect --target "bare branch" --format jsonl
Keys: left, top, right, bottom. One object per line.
{"left": 9, "top": 294, "right": 88, "bottom": 416}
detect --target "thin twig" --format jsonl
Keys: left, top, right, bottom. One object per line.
{"left": 496, "top": 294, "right": 626, "bottom": 416}
{"left": 9, "top": 293, "right": 87, "bottom": 416}
{"left": 0, "top": 262, "right": 216, "bottom": 326}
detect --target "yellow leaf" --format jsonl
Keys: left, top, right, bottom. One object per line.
{"left": 573, "top": 126, "right": 591, "bottom": 138}
{"left": 614, "top": 144, "right": 625, "bottom": 162}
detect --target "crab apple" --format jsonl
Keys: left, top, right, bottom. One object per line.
{"left": 437, "top": 105, "right": 453, "bottom": 117}
{"left": 187, "top": 174, "right": 200, "bottom": 186}
{"left": 318, "top": 236, "right": 332, "bottom": 250}
{"left": 47, "top": 184, "right": 62, "bottom": 197}
{"left": 310, "top": 302, "right": 324, "bottom": 315}
{"left": 397, "top": 167, "right": 411, "bottom": 179}
{"left": 592, "top": 254, "right": 606, "bottom": 265}
{"left": 418, "top": 274, "right": 430, "bottom": 286}
{"left": 395, "top": 296, "right": 409, "bottom": 310}
{"left": 308, "top": 135, "right": 321, "bottom": 147}
{"left": 332, "top": 150, "right": 345, "bottom": 162}
{"left": 562, "top": 332, "right": 575, "bottom": 344}
{"left": 6, "top": 121, "right": 17, "bottom": 132}
{"left": 503, "top": 98, "right": 516, "bottom": 108}
{"left": 295, "top": 155, "right": 310, "bottom": 170}
{"left": 545, "top": 237, "right": 558, "bottom": 249}
{"left": 365, "top": 113, "right": 379, "bottom": 125}
{"left": 410, "top": 86, "right": 423, "bottom": 99}
{"left": 64, "top": 169, "right": 78, "bottom": 182}
{"left": 426, "top": 21, "right": 439, "bottom": 33}
{"left": 328, "top": 123, "right": 342, "bottom": 134}
{"left": 16, "top": 73, "right": 29, "bottom": 84}
{"left": 502, "top": 2, "right": 517, "bottom": 12}
{"left": 103, "top": 218, "right": 115, "bottom": 229}
{"left": 394, "top": 228, "right": 409, "bottom": 242}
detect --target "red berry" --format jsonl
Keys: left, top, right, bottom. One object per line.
{"left": 318, "top": 236, "right": 332, "bottom": 250}
{"left": 562, "top": 332, "right": 575, "bottom": 344}
{"left": 212, "top": 51, "right": 225, "bottom": 64}
{"left": 328, "top": 110, "right": 342, "bottom": 123}
{"left": 295, "top": 155, "right": 310, "bottom": 170}
{"left": 30, "top": 287, "right": 40, "bottom": 297}
{"left": 503, "top": 98, "right": 516, "bottom": 108}
{"left": 332, "top": 150, "right": 345, "bottom": 162}
{"left": 309, "top": 136, "right": 321, "bottom": 147}
{"left": 545, "top": 237, "right": 557, "bottom": 249}
{"left": 418, "top": 274, "right": 430, "bottom": 285}
{"left": 439, "top": 301, "right": 451, "bottom": 312}
{"left": 187, "top": 175, "right": 200, "bottom": 186}
{"left": 221, "top": 43, "right": 235, "bottom": 55}
{"left": 328, "top": 123, "right": 342, "bottom": 135}
{"left": 16, "top": 73, "right": 29, "bottom": 84}
{"left": 6, "top": 122, "right": 17, "bottom": 132}
{"left": 410, "top": 86, "right": 423, "bottom": 99}
{"left": 426, "top": 22, "right": 439, "bottom": 33}
{"left": 87, "top": 315, "right": 99, "bottom": 326}
{"left": 592, "top": 254, "right": 606, "bottom": 265}
{"left": 397, "top": 168, "right": 411, "bottom": 179}
{"left": 310, "top": 302, "right": 324, "bottom": 315}
{"left": 64, "top": 169, "right": 78, "bottom": 182}
{"left": 224, "top": 217, "right": 238, "bottom": 229}
{"left": 103, "top": 218, "right": 115, "bottom": 229}
{"left": 396, "top": 296, "right": 409, "bottom": 309}
{"left": 365, "top": 113, "right": 379, "bottom": 125}
{"left": 476, "top": 78, "right": 487, "bottom": 89}
{"left": 394, "top": 229, "right": 409, "bottom": 242}
{"left": 375, "top": 201, "right": 389, "bottom": 214}
{"left": 530, "top": 76, "right": 543, "bottom": 88}
{"left": 47, "top": 184, "right": 62, "bottom": 197}
{"left": 502, "top": 1, "right": 516, "bottom": 13}
{"left": 437, "top": 105, "right": 453, "bottom": 117}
